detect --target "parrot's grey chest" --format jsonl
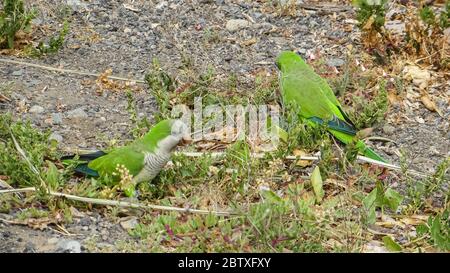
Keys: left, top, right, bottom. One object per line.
{"left": 133, "top": 150, "right": 171, "bottom": 183}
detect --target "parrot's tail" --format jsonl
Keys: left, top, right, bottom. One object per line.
{"left": 61, "top": 151, "right": 105, "bottom": 177}
{"left": 359, "top": 142, "right": 388, "bottom": 163}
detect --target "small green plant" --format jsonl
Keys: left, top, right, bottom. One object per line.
{"left": 29, "top": 20, "right": 69, "bottom": 56}
{"left": 353, "top": 0, "right": 388, "bottom": 33}
{"left": 416, "top": 210, "right": 449, "bottom": 251}
{"left": 0, "top": 113, "right": 57, "bottom": 188}
{"left": 0, "top": 0, "right": 36, "bottom": 49}
{"left": 405, "top": 157, "right": 449, "bottom": 212}
{"left": 348, "top": 80, "right": 388, "bottom": 129}
{"left": 17, "top": 207, "right": 49, "bottom": 220}
{"left": 362, "top": 181, "right": 403, "bottom": 224}
{"left": 126, "top": 91, "right": 151, "bottom": 139}
{"left": 145, "top": 58, "right": 174, "bottom": 122}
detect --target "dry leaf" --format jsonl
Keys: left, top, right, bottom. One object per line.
{"left": 403, "top": 65, "right": 431, "bottom": 90}
{"left": 420, "top": 94, "right": 442, "bottom": 117}
{"left": 293, "top": 149, "right": 313, "bottom": 167}
{"left": 241, "top": 38, "right": 257, "bottom": 46}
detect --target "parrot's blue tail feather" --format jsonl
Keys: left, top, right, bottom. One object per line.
{"left": 308, "top": 116, "right": 357, "bottom": 135}
{"left": 74, "top": 163, "right": 99, "bottom": 177}
{"left": 61, "top": 151, "right": 105, "bottom": 177}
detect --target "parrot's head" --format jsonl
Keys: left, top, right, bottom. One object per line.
{"left": 170, "top": 119, "right": 191, "bottom": 145}
{"left": 275, "top": 51, "right": 305, "bottom": 71}
{"left": 146, "top": 119, "right": 191, "bottom": 153}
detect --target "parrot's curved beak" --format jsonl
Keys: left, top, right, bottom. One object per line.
{"left": 181, "top": 132, "right": 192, "bottom": 145}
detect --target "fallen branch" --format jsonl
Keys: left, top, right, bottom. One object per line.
{"left": 175, "top": 152, "right": 428, "bottom": 177}
{"left": 0, "top": 58, "right": 146, "bottom": 83}
{"left": 0, "top": 187, "right": 233, "bottom": 217}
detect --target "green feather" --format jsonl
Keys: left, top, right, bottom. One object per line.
{"left": 276, "top": 51, "right": 387, "bottom": 163}
{"left": 87, "top": 119, "right": 175, "bottom": 180}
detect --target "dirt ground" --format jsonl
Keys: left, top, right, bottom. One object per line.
{"left": 0, "top": 0, "right": 448, "bottom": 252}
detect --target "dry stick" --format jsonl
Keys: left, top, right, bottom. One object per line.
{"left": 0, "top": 187, "right": 233, "bottom": 216}
{"left": 0, "top": 58, "right": 146, "bottom": 83}
{"left": 176, "top": 152, "right": 428, "bottom": 178}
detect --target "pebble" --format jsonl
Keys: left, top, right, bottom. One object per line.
{"left": 120, "top": 217, "right": 139, "bottom": 230}
{"left": 12, "top": 70, "right": 23, "bottom": 76}
{"left": 326, "top": 58, "right": 345, "bottom": 67}
{"left": 382, "top": 124, "right": 396, "bottom": 136}
{"left": 47, "top": 237, "right": 59, "bottom": 245}
{"left": 57, "top": 240, "right": 81, "bottom": 253}
{"left": 29, "top": 105, "right": 45, "bottom": 114}
{"left": 67, "top": 108, "right": 88, "bottom": 119}
{"left": 51, "top": 113, "right": 63, "bottom": 124}
{"left": 226, "top": 19, "right": 250, "bottom": 32}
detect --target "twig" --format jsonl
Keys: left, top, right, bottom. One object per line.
{"left": 365, "top": 136, "right": 397, "bottom": 143}
{"left": 0, "top": 58, "right": 146, "bottom": 83}
{"left": 0, "top": 187, "right": 233, "bottom": 216}
{"left": 175, "top": 151, "right": 429, "bottom": 177}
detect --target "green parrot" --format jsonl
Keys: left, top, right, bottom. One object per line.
{"left": 276, "top": 51, "right": 387, "bottom": 163}
{"left": 62, "top": 119, "right": 189, "bottom": 194}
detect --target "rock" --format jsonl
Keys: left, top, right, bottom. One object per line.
{"left": 51, "top": 113, "right": 63, "bottom": 124}
{"left": 12, "top": 70, "right": 23, "bottom": 76}
{"left": 155, "top": 1, "right": 168, "bottom": 11}
{"left": 382, "top": 124, "right": 395, "bottom": 136}
{"left": 120, "top": 216, "right": 139, "bottom": 230}
{"left": 67, "top": 108, "right": 88, "bottom": 119}
{"left": 49, "top": 132, "right": 63, "bottom": 143}
{"left": 29, "top": 105, "right": 45, "bottom": 114}
{"left": 385, "top": 20, "right": 405, "bottom": 35}
{"left": 326, "top": 58, "right": 345, "bottom": 67}
{"left": 279, "top": 0, "right": 304, "bottom": 6}
{"left": 47, "top": 237, "right": 59, "bottom": 245}
{"left": 57, "top": 240, "right": 81, "bottom": 253}
{"left": 23, "top": 242, "right": 35, "bottom": 253}
{"left": 226, "top": 19, "right": 250, "bottom": 32}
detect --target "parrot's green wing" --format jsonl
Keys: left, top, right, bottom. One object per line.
{"left": 280, "top": 68, "right": 356, "bottom": 136}
{"left": 87, "top": 144, "right": 145, "bottom": 179}
{"left": 276, "top": 51, "right": 387, "bottom": 163}
{"left": 88, "top": 119, "right": 174, "bottom": 178}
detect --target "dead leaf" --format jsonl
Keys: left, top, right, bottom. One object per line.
{"left": 420, "top": 93, "right": 442, "bottom": 117}
{"left": 357, "top": 127, "right": 373, "bottom": 139}
{"left": 241, "top": 38, "right": 257, "bottom": 46}
{"left": 403, "top": 65, "right": 431, "bottom": 90}
{"left": 311, "top": 166, "right": 324, "bottom": 203}
{"left": 293, "top": 149, "right": 313, "bottom": 167}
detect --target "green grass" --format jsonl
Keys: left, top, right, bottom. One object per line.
{"left": 0, "top": 0, "right": 36, "bottom": 49}
{"left": 0, "top": 59, "right": 447, "bottom": 252}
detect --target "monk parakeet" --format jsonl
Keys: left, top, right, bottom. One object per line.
{"left": 62, "top": 119, "right": 189, "bottom": 194}
{"left": 276, "top": 51, "right": 387, "bottom": 162}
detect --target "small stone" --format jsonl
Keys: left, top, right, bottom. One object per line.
{"left": 47, "top": 237, "right": 59, "bottom": 245}
{"left": 326, "top": 58, "right": 345, "bottom": 67}
{"left": 29, "top": 105, "right": 45, "bottom": 114}
{"left": 120, "top": 216, "right": 139, "bottom": 230}
{"left": 51, "top": 113, "right": 63, "bottom": 124}
{"left": 12, "top": 70, "right": 23, "bottom": 76}
{"left": 79, "top": 217, "right": 91, "bottom": 226}
{"left": 49, "top": 132, "right": 63, "bottom": 143}
{"left": 155, "top": 1, "right": 168, "bottom": 10}
{"left": 124, "top": 27, "right": 132, "bottom": 33}
{"left": 226, "top": 19, "right": 250, "bottom": 32}
{"left": 67, "top": 108, "right": 88, "bottom": 119}
{"left": 382, "top": 124, "right": 395, "bottom": 136}
{"left": 57, "top": 240, "right": 81, "bottom": 253}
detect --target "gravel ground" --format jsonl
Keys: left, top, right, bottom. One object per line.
{"left": 0, "top": 0, "right": 448, "bottom": 252}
